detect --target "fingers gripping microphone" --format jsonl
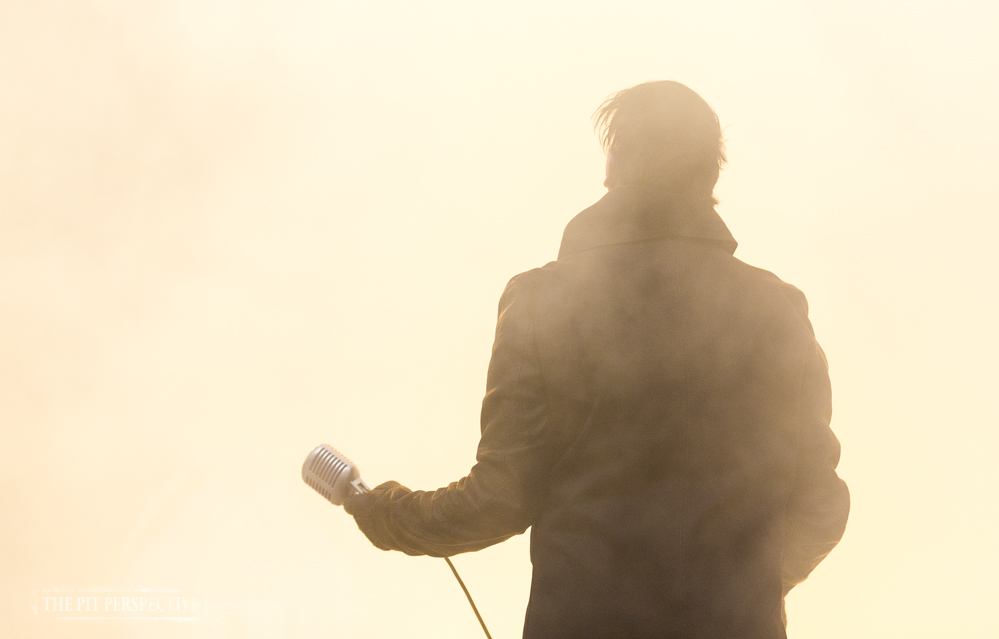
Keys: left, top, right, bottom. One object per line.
{"left": 302, "top": 444, "right": 494, "bottom": 639}
{"left": 301, "top": 444, "right": 370, "bottom": 505}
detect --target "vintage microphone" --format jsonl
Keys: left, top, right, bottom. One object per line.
{"left": 302, "top": 444, "right": 494, "bottom": 639}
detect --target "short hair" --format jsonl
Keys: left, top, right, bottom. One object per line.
{"left": 594, "top": 81, "right": 726, "bottom": 201}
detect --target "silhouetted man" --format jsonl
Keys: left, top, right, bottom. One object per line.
{"left": 345, "top": 80, "right": 849, "bottom": 639}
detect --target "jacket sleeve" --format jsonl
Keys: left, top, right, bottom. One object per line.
{"left": 782, "top": 341, "right": 850, "bottom": 593}
{"left": 344, "top": 276, "right": 556, "bottom": 557}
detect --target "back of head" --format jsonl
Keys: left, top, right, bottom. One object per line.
{"left": 595, "top": 81, "right": 726, "bottom": 202}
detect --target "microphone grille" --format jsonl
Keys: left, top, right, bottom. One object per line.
{"left": 302, "top": 444, "right": 365, "bottom": 506}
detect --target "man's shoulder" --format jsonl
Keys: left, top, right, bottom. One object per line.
{"left": 496, "top": 264, "right": 556, "bottom": 307}
{"left": 499, "top": 257, "right": 579, "bottom": 300}
{"left": 730, "top": 258, "right": 813, "bottom": 330}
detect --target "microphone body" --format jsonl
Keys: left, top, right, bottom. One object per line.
{"left": 302, "top": 444, "right": 370, "bottom": 506}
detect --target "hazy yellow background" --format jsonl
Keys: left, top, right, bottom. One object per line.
{"left": 2, "top": 1, "right": 997, "bottom": 637}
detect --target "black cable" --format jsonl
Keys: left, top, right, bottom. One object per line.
{"left": 444, "top": 556, "right": 493, "bottom": 639}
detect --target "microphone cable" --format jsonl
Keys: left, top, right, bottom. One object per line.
{"left": 444, "top": 556, "right": 493, "bottom": 639}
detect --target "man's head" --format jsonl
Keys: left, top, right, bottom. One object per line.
{"left": 595, "top": 81, "right": 726, "bottom": 201}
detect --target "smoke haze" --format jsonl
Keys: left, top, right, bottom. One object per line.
{"left": 2, "top": 1, "right": 998, "bottom": 637}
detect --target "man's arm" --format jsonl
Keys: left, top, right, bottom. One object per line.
{"left": 782, "top": 341, "right": 850, "bottom": 593}
{"left": 344, "top": 275, "right": 556, "bottom": 557}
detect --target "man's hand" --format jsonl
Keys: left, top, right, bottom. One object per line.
{"left": 342, "top": 481, "right": 408, "bottom": 551}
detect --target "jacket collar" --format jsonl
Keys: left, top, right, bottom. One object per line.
{"left": 557, "top": 186, "right": 738, "bottom": 259}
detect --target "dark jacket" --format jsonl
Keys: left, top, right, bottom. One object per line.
{"left": 346, "top": 186, "right": 850, "bottom": 639}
